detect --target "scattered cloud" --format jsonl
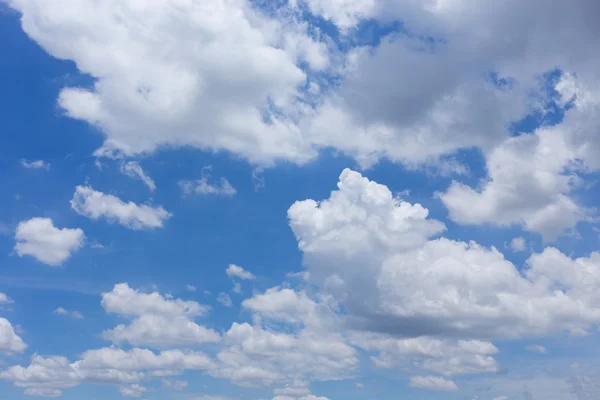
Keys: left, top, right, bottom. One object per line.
{"left": 408, "top": 376, "right": 459, "bottom": 391}
{"left": 186, "top": 285, "right": 197, "bottom": 293}
{"left": 54, "top": 307, "right": 84, "bottom": 320}
{"left": 21, "top": 159, "right": 50, "bottom": 170}
{"left": 180, "top": 167, "right": 236, "bottom": 197}
{"left": 120, "top": 161, "right": 156, "bottom": 191}
{"left": 526, "top": 344, "right": 548, "bottom": 354}
{"left": 226, "top": 264, "right": 255, "bottom": 280}
{"left": 14, "top": 218, "right": 84, "bottom": 266}
{"left": 0, "top": 317, "right": 27, "bottom": 353}
{"left": 508, "top": 237, "right": 527, "bottom": 252}
{"left": 71, "top": 185, "right": 171, "bottom": 230}
{"left": 217, "top": 293, "right": 232, "bottom": 308}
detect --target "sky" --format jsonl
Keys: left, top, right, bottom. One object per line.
{"left": 1, "top": 0, "right": 600, "bottom": 399}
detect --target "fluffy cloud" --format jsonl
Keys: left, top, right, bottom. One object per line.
{"left": 1, "top": 347, "right": 214, "bottom": 396}
{"left": 101, "top": 284, "right": 220, "bottom": 347}
{"left": 120, "top": 161, "right": 156, "bottom": 191}
{"left": 226, "top": 264, "right": 256, "bottom": 280}
{"left": 8, "top": 0, "right": 329, "bottom": 164}
{"left": 350, "top": 333, "right": 500, "bottom": 376}
{"left": 120, "top": 383, "right": 147, "bottom": 397}
{"left": 20, "top": 159, "right": 50, "bottom": 170}
{"left": 508, "top": 237, "right": 526, "bottom": 252}
{"left": 0, "top": 318, "right": 27, "bottom": 353}
{"left": 408, "top": 375, "right": 459, "bottom": 391}
{"left": 0, "top": 293, "right": 14, "bottom": 305}
{"left": 14, "top": 217, "right": 84, "bottom": 266}
{"left": 71, "top": 185, "right": 171, "bottom": 230}
{"left": 288, "top": 169, "right": 600, "bottom": 339}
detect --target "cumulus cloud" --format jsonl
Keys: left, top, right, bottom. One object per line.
{"left": 54, "top": 307, "right": 84, "bottom": 320}
{"left": 0, "top": 293, "right": 14, "bottom": 305}
{"left": 226, "top": 264, "right": 255, "bottom": 280}
{"left": 408, "top": 375, "right": 459, "bottom": 391}
{"left": 14, "top": 217, "right": 84, "bottom": 266}
{"left": 1, "top": 347, "right": 214, "bottom": 396}
{"left": 120, "top": 383, "right": 147, "bottom": 397}
{"left": 508, "top": 237, "right": 526, "bottom": 252}
{"left": 8, "top": 0, "right": 328, "bottom": 164}
{"left": 71, "top": 185, "right": 171, "bottom": 230}
{"left": 20, "top": 159, "right": 50, "bottom": 170}
{"left": 101, "top": 284, "right": 220, "bottom": 346}
{"left": 0, "top": 318, "right": 27, "bottom": 353}
{"left": 288, "top": 169, "right": 600, "bottom": 339}
{"left": 120, "top": 161, "right": 156, "bottom": 191}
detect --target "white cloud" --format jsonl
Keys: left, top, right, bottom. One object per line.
{"left": 14, "top": 217, "right": 84, "bottom": 266}
{"left": 101, "top": 284, "right": 220, "bottom": 347}
{"left": 288, "top": 169, "right": 600, "bottom": 339}
{"left": 54, "top": 307, "right": 84, "bottom": 320}
{"left": 408, "top": 376, "right": 459, "bottom": 391}
{"left": 180, "top": 167, "right": 236, "bottom": 196}
{"left": 1, "top": 347, "right": 215, "bottom": 396}
{"left": 9, "top": 0, "right": 327, "bottom": 165}
{"left": 508, "top": 237, "right": 526, "bottom": 252}
{"left": 217, "top": 293, "right": 233, "bottom": 308}
{"left": 120, "top": 161, "right": 156, "bottom": 191}
{"left": 120, "top": 383, "right": 147, "bottom": 397}
{"left": 0, "top": 318, "right": 27, "bottom": 353}
{"left": 20, "top": 159, "right": 50, "bottom": 170}
{"left": 226, "top": 264, "right": 256, "bottom": 280}
{"left": 71, "top": 185, "right": 171, "bottom": 230}
{"left": 350, "top": 333, "right": 500, "bottom": 376}
{"left": 526, "top": 344, "right": 547, "bottom": 354}
{"left": 0, "top": 293, "right": 14, "bottom": 305}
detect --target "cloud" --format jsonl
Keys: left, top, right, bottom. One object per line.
{"left": 9, "top": 0, "right": 327, "bottom": 165}
{"left": 217, "top": 293, "right": 233, "bottom": 308}
{"left": 71, "top": 185, "right": 171, "bottom": 230}
{"left": 20, "top": 159, "right": 50, "bottom": 170}
{"left": 101, "top": 284, "right": 220, "bottom": 347}
{"left": 120, "top": 161, "right": 156, "bottom": 191}
{"left": 226, "top": 264, "right": 255, "bottom": 280}
{"left": 0, "top": 293, "right": 14, "bottom": 305}
{"left": 408, "top": 376, "right": 459, "bottom": 391}
{"left": 162, "top": 379, "right": 188, "bottom": 390}
{"left": 14, "top": 217, "right": 85, "bottom": 266}
{"left": 508, "top": 237, "right": 526, "bottom": 252}
{"left": 0, "top": 318, "right": 27, "bottom": 353}
{"left": 186, "top": 285, "right": 197, "bottom": 293}
{"left": 1, "top": 347, "right": 214, "bottom": 396}
{"left": 526, "top": 344, "right": 547, "bottom": 354}
{"left": 180, "top": 167, "right": 236, "bottom": 196}
{"left": 54, "top": 307, "right": 84, "bottom": 320}
{"left": 288, "top": 169, "right": 600, "bottom": 339}
{"left": 120, "top": 383, "right": 147, "bottom": 397}
{"left": 350, "top": 333, "right": 500, "bottom": 376}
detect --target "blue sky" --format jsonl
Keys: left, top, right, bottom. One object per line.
{"left": 1, "top": 1, "right": 600, "bottom": 399}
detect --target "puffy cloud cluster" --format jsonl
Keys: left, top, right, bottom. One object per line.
{"left": 101, "top": 283, "right": 220, "bottom": 346}
{"left": 0, "top": 317, "right": 27, "bottom": 354}
{"left": 289, "top": 169, "right": 600, "bottom": 339}
{"left": 0, "top": 347, "right": 214, "bottom": 397}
